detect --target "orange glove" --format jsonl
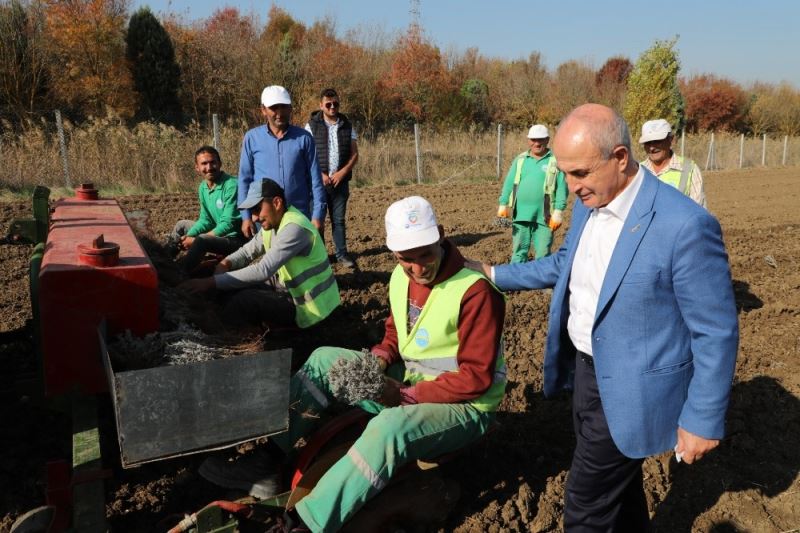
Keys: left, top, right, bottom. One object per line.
{"left": 497, "top": 205, "right": 510, "bottom": 218}
{"left": 548, "top": 209, "right": 563, "bottom": 231}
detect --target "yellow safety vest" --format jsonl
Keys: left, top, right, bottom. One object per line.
{"left": 388, "top": 265, "right": 506, "bottom": 412}
{"left": 262, "top": 207, "right": 340, "bottom": 328}
{"left": 651, "top": 155, "right": 695, "bottom": 196}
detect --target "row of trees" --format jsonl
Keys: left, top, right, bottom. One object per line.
{"left": 2, "top": 0, "right": 799, "bottom": 136}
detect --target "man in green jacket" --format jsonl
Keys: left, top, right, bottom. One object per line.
{"left": 497, "top": 125, "right": 568, "bottom": 263}
{"left": 172, "top": 146, "right": 245, "bottom": 273}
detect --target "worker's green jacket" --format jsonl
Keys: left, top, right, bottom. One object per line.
{"left": 499, "top": 150, "right": 568, "bottom": 224}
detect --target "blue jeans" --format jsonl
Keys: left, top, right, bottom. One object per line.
{"left": 325, "top": 180, "right": 350, "bottom": 258}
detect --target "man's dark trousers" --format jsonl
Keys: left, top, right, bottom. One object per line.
{"left": 564, "top": 352, "right": 651, "bottom": 532}
{"left": 325, "top": 180, "right": 350, "bottom": 260}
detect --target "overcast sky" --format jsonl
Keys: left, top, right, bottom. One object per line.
{"left": 131, "top": 0, "right": 800, "bottom": 87}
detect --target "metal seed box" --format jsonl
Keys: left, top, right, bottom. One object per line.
{"left": 99, "top": 331, "right": 291, "bottom": 468}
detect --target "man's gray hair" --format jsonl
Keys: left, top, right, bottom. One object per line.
{"left": 561, "top": 107, "right": 632, "bottom": 158}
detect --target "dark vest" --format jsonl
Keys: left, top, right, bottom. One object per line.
{"left": 308, "top": 110, "right": 353, "bottom": 182}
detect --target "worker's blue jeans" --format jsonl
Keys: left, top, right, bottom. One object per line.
{"left": 271, "top": 347, "right": 494, "bottom": 533}
{"left": 325, "top": 181, "right": 350, "bottom": 259}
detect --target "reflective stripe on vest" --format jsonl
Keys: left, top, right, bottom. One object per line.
{"left": 655, "top": 156, "right": 694, "bottom": 196}
{"left": 388, "top": 265, "right": 506, "bottom": 412}
{"left": 262, "top": 206, "right": 340, "bottom": 328}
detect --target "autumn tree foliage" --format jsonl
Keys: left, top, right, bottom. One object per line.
{"left": 382, "top": 27, "right": 456, "bottom": 124}
{"left": 168, "top": 7, "right": 260, "bottom": 121}
{"left": 747, "top": 83, "right": 800, "bottom": 136}
{"left": 0, "top": 0, "right": 48, "bottom": 120}
{"left": 126, "top": 6, "right": 181, "bottom": 122}
{"left": 624, "top": 39, "right": 684, "bottom": 137}
{"left": 43, "top": 0, "right": 135, "bottom": 118}
{"left": 681, "top": 75, "right": 747, "bottom": 132}
{"left": 595, "top": 56, "right": 632, "bottom": 110}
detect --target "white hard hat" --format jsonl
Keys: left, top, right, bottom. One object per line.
{"left": 639, "top": 119, "right": 672, "bottom": 143}
{"left": 385, "top": 196, "right": 440, "bottom": 252}
{"left": 527, "top": 124, "right": 549, "bottom": 139}
{"left": 261, "top": 85, "right": 292, "bottom": 107}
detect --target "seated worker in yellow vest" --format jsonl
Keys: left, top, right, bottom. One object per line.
{"left": 497, "top": 124, "right": 568, "bottom": 263}
{"left": 179, "top": 178, "right": 340, "bottom": 329}
{"left": 639, "top": 118, "right": 707, "bottom": 208}
{"left": 198, "top": 195, "right": 507, "bottom": 533}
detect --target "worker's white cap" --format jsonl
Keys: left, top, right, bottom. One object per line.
{"left": 639, "top": 119, "right": 672, "bottom": 143}
{"left": 385, "top": 196, "right": 440, "bottom": 252}
{"left": 527, "top": 124, "right": 549, "bottom": 139}
{"left": 261, "top": 85, "right": 292, "bottom": 107}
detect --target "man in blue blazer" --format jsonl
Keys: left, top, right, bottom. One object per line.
{"left": 468, "top": 104, "right": 738, "bottom": 531}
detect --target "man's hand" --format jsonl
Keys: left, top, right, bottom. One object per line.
{"left": 675, "top": 427, "right": 720, "bottom": 464}
{"left": 321, "top": 172, "right": 331, "bottom": 186}
{"left": 330, "top": 170, "right": 344, "bottom": 187}
{"left": 178, "top": 277, "right": 215, "bottom": 295}
{"left": 312, "top": 218, "right": 324, "bottom": 235}
{"left": 242, "top": 219, "right": 256, "bottom": 239}
{"left": 370, "top": 352, "right": 388, "bottom": 372}
{"left": 380, "top": 377, "right": 403, "bottom": 407}
{"left": 497, "top": 205, "right": 510, "bottom": 218}
{"left": 463, "top": 258, "right": 492, "bottom": 279}
{"left": 180, "top": 235, "right": 195, "bottom": 250}
{"left": 548, "top": 209, "right": 563, "bottom": 231}
{"left": 214, "top": 259, "right": 232, "bottom": 275}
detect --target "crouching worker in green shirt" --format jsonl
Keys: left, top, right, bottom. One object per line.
{"left": 179, "top": 178, "right": 340, "bottom": 330}
{"left": 171, "top": 146, "right": 246, "bottom": 274}
{"left": 196, "top": 196, "right": 506, "bottom": 532}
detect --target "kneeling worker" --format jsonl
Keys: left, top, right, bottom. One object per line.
{"left": 171, "top": 145, "right": 246, "bottom": 274}
{"left": 180, "top": 178, "right": 339, "bottom": 329}
{"left": 199, "top": 196, "right": 507, "bottom": 532}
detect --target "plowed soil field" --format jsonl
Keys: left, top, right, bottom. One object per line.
{"left": 1, "top": 167, "right": 799, "bottom": 532}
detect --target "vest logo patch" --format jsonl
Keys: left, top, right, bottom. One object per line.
{"left": 216, "top": 198, "right": 224, "bottom": 209}
{"left": 414, "top": 328, "right": 430, "bottom": 348}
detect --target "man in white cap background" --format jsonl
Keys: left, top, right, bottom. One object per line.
{"left": 497, "top": 124, "right": 568, "bottom": 262}
{"left": 639, "top": 118, "right": 707, "bottom": 208}
{"left": 238, "top": 85, "right": 327, "bottom": 239}
{"left": 195, "top": 195, "right": 506, "bottom": 532}
{"left": 179, "top": 178, "right": 339, "bottom": 331}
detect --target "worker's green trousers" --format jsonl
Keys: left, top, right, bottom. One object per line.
{"left": 272, "top": 347, "right": 494, "bottom": 533}
{"left": 511, "top": 220, "right": 553, "bottom": 262}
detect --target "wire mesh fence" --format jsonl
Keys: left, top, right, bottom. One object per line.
{"left": 1, "top": 116, "right": 798, "bottom": 195}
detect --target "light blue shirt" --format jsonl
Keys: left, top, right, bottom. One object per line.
{"left": 238, "top": 124, "right": 326, "bottom": 221}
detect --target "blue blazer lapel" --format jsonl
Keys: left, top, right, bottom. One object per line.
{"left": 594, "top": 172, "right": 658, "bottom": 321}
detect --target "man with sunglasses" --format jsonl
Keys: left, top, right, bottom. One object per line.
{"left": 305, "top": 88, "right": 359, "bottom": 268}
{"left": 238, "top": 85, "right": 326, "bottom": 241}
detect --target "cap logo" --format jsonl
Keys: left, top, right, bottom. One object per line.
{"left": 405, "top": 210, "right": 420, "bottom": 228}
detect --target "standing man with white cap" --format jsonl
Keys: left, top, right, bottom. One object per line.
{"left": 639, "top": 119, "right": 707, "bottom": 208}
{"left": 498, "top": 124, "right": 568, "bottom": 262}
{"left": 238, "top": 85, "right": 327, "bottom": 239}
{"left": 196, "top": 196, "right": 507, "bottom": 532}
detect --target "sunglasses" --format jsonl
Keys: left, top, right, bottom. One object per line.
{"left": 324, "top": 101, "right": 340, "bottom": 109}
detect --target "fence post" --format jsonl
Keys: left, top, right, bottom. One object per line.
{"left": 496, "top": 123, "right": 503, "bottom": 180}
{"left": 739, "top": 133, "right": 744, "bottom": 168}
{"left": 762, "top": 134, "right": 767, "bottom": 166}
{"left": 212, "top": 113, "right": 220, "bottom": 149}
{"left": 414, "top": 123, "right": 422, "bottom": 184}
{"left": 705, "top": 132, "right": 715, "bottom": 171}
{"left": 680, "top": 129, "right": 685, "bottom": 158}
{"left": 54, "top": 109, "right": 71, "bottom": 189}
{"left": 783, "top": 135, "right": 788, "bottom": 165}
